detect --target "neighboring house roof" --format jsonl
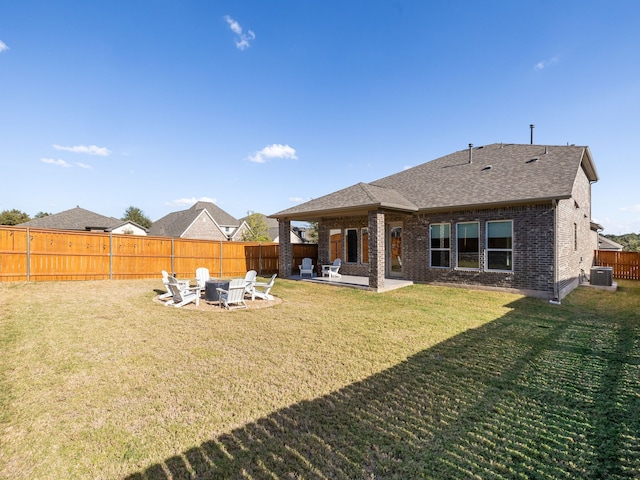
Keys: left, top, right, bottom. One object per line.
{"left": 598, "top": 235, "right": 624, "bottom": 251}
{"left": 272, "top": 143, "right": 598, "bottom": 220}
{"left": 19, "top": 206, "right": 147, "bottom": 233}
{"left": 149, "top": 201, "right": 241, "bottom": 239}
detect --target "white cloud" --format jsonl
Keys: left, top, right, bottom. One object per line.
{"left": 289, "top": 197, "right": 303, "bottom": 203}
{"left": 53, "top": 144, "right": 111, "bottom": 156}
{"left": 76, "top": 162, "right": 92, "bottom": 169}
{"left": 224, "top": 15, "right": 255, "bottom": 50}
{"left": 534, "top": 56, "right": 559, "bottom": 70}
{"left": 0, "top": 40, "right": 8, "bottom": 53}
{"left": 41, "top": 158, "right": 71, "bottom": 168}
{"left": 249, "top": 144, "right": 298, "bottom": 163}
{"left": 165, "top": 196, "right": 217, "bottom": 207}
{"left": 620, "top": 204, "right": 640, "bottom": 212}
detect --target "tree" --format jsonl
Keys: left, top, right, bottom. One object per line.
{"left": 122, "top": 206, "right": 152, "bottom": 229}
{"left": 306, "top": 221, "right": 318, "bottom": 243}
{"left": 0, "top": 209, "right": 31, "bottom": 225}
{"left": 34, "top": 211, "right": 51, "bottom": 219}
{"left": 241, "top": 211, "right": 272, "bottom": 242}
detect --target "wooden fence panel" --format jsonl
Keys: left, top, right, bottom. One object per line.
{"left": 111, "top": 235, "right": 173, "bottom": 280}
{"left": 0, "top": 227, "right": 28, "bottom": 281}
{"left": 595, "top": 250, "right": 640, "bottom": 280}
{"left": 0, "top": 226, "right": 318, "bottom": 283}
{"left": 29, "top": 230, "right": 110, "bottom": 281}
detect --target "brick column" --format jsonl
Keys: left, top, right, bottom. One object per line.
{"left": 278, "top": 219, "right": 292, "bottom": 278}
{"left": 368, "top": 210, "right": 385, "bottom": 290}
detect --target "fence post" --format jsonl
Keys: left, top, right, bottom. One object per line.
{"left": 26, "top": 228, "right": 31, "bottom": 282}
{"left": 109, "top": 233, "right": 113, "bottom": 280}
{"left": 171, "top": 238, "right": 175, "bottom": 276}
{"left": 219, "top": 241, "right": 223, "bottom": 278}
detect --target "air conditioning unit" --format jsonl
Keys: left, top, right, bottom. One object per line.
{"left": 590, "top": 267, "right": 613, "bottom": 286}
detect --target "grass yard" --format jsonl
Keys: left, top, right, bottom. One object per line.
{"left": 1, "top": 278, "right": 639, "bottom": 479}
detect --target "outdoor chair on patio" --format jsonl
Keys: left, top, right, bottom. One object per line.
{"left": 322, "top": 258, "right": 342, "bottom": 279}
{"left": 159, "top": 270, "right": 173, "bottom": 300}
{"left": 251, "top": 273, "right": 277, "bottom": 300}
{"left": 243, "top": 269, "right": 257, "bottom": 298}
{"left": 195, "top": 267, "right": 210, "bottom": 291}
{"left": 165, "top": 275, "right": 202, "bottom": 308}
{"left": 299, "top": 258, "right": 314, "bottom": 277}
{"left": 217, "top": 278, "right": 248, "bottom": 310}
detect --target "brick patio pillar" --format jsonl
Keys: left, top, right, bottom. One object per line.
{"left": 368, "top": 210, "right": 385, "bottom": 290}
{"left": 278, "top": 219, "right": 292, "bottom": 278}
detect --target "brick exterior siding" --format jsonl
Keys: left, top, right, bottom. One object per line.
{"left": 183, "top": 214, "right": 228, "bottom": 241}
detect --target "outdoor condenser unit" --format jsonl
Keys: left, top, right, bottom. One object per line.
{"left": 590, "top": 267, "right": 613, "bottom": 286}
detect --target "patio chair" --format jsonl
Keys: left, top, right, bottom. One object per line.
{"left": 298, "top": 258, "right": 314, "bottom": 277}
{"left": 159, "top": 270, "right": 173, "bottom": 300}
{"left": 165, "top": 275, "right": 202, "bottom": 308}
{"left": 251, "top": 273, "right": 277, "bottom": 300}
{"left": 217, "top": 278, "right": 248, "bottom": 310}
{"left": 322, "top": 258, "right": 342, "bottom": 279}
{"left": 243, "top": 269, "right": 258, "bottom": 299}
{"left": 195, "top": 267, "right": 210, "bottom": 290}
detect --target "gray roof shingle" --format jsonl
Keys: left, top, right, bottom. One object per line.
{"left": 20, "top": 206, "right": 125, "bottom": 231}
{"left": 272, "top": 143, "right": 597, "bottom": 219}
{"left": 148, "top": 201, "right": 240, "bottom": 237}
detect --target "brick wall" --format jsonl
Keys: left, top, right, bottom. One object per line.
{"left": 183, "top": 214, "right": 228, "bottom": 241}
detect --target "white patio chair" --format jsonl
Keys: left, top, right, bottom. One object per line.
{"left": 195, "top": 267, "right": 210, "bottom": 291}
{"left": 217, "top": 278, "right": 248, "bottom": 310}
{"left": 321, "top": 258, "right": 342, "bottom": 279}
{"left": 243, "top": 269, "right": 258, "bottom": 299}
{"left": 165, "top": 275, "right": 202, "bottom": 308}
{"left": 298, "top": 258, "right": 314, "bottom": 277}
{"left": 159, "top": 270, "right": 173, "bottom": 300}
{"left": 251, "top": 273, "right": 277, "bottom": 300}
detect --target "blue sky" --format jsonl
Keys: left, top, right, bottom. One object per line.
{"left": 1, "top": 1, "right": 639, "bottom": 234}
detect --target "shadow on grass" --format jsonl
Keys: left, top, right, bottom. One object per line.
{"left": 126, "top": 292, "right": 640, "bottom": 479}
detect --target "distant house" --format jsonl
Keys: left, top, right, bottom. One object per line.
{"left": 272, "top": 143, "right": 599, "bottom": 300}
{"left": 598, "top": 235, "right": 623, "bottom": 251}
{"left": 149, "top": 201, "right": 249, "bottom": 241}
{"left": 20, "top": 206, "right": 148, "bottom": 235}
{"left": 265, "top": 216, "right": 305, "bottom": 244}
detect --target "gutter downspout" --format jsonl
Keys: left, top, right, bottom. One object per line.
{"left": 550, "top": 199, "right": 561, "bottom": 304}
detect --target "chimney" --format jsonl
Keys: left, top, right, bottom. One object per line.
{"left": 468, "top": 143, "right": 473, "bottom": 164}
{"left": 530, "top": 124, "right": 535, "bottom": 144}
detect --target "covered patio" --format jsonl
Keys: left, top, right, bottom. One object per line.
{"left": 289, "top": 273, "right": 413, "bottom": 293}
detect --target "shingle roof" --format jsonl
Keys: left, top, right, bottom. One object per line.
{"left": 271, "top": 143, "right": 598, "bottom": 219}
{"left": 148, "top": 202, "right": 239, "bottom": 237}
{"left": 20, "top": 206, "right": 125, "bottom": 230}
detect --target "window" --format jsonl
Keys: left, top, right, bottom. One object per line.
{"left": 487, "top": 220, "right": 513, "bottom": 271}
{"left": 361, "top": 228, "right": 369, "bottom": 263}
{"left": 329, "top": 229, "right": 342, "bottom": 262}
{"left": 346, "top": 228, "right": 358, "bottom": 263}
{"left": 430, "top": 223, "right": 450, "bottom": 268}
{"left": 457, "top": 222, "right": 479, "bottom": 269}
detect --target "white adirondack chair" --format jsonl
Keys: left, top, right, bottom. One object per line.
{"left": 321, "top": 258, "right": 342, "bottom": 279}
{"left": 243, "top": 270, "right": 257, "bottom": 298}
{"left": 251, "top": 273, "right": 277, "bottom": 300}
{"left": 217, "top": 278, "right": 248, "bottom": 310}
{"left": 195, "top": 267, "right": 210, "bottom": 290}
{"left": 159, "top": 270, "right": 173, "bottom": 300}
{"left": 298, "top": 258, "right": 314, "bottom": 277}
{"left": 165, "top": 275, "right": 202, "bottom": 308}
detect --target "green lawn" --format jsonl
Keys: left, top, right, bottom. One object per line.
{"left": 1, "top": 278, "right": 639, "bottom": 479}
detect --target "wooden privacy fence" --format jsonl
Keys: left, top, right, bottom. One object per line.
{"left": 0, "top": 226, "right": 318, "bottom": 283}
{"left": 594, "top": 250, "right": 640, "bottom": 281}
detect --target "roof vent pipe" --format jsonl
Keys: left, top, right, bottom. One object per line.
{"left": 530, "top": 124, "right": 535, "bottom": 144}
{"left": 468, "top": 143, "right": 473, "bottom": 164}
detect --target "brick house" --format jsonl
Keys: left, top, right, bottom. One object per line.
{"left": 271, "top": 143, "right": 599, "bottom": 300}
{"left": 149, "top": 201, "right": 249, "bottom": 241}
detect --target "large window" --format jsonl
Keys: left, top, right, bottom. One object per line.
{"left": 486, "top": 220, "right": 513, "bottom": 271}
{"left": 346, "top": 228, "right": 358, "bottom": 263}
{"left": 457, "top": 222, "right": 479, "bottom": 269}
{"left": 361, "top": 228, "right": 369, "bottom": 263}
{"left": 430, "top": 223, "right": 450, "bottom": 268}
